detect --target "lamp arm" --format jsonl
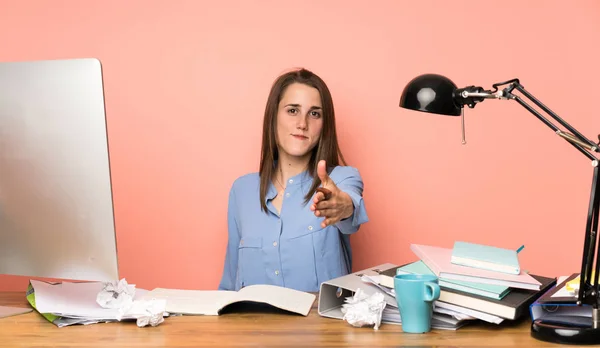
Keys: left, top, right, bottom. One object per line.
{"left": 460, "top": 81, "right": 600, "bottom": 161}
{"left": 510, "top": 82, "right": 599, "bottom": 155}
{"left": 510, "top": 93, "right": 598, "bottom": 161}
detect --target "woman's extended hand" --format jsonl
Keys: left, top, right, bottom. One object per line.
{"left": 310, "top": 160, "right": 354, "bottom": 228}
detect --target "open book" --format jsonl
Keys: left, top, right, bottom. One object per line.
{"left": 144, "top": 284, "right": 316, "bottom": 316}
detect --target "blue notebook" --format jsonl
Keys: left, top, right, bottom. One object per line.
{"left": 451, "top": 241, "right": 521, "bottom": 275}
{"left": 397, "top": 260, "right": 511, "bottom": 300}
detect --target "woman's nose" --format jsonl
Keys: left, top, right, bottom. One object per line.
{"left": 296, "top": 115, "right": 308, "bottom": 130}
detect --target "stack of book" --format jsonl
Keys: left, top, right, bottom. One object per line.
{"left": 375, "top": 242, "right": 556, "bottom": 329}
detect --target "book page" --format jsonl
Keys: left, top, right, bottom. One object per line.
{"left": 237, "top": 285, "right": 316, "bottom": 316}
{"left": 551, "top": 275, "right": 577, "bottom": 299}
{"left": 145, "top": 288, "right": 238, "bottom": 315}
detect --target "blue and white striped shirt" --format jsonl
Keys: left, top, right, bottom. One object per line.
{"left": 218, "top": 166, "right": 368, "bottom": 292}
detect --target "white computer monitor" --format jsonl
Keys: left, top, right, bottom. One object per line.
{"left": 0, "top": 58, "right": 119, "bottom": 284}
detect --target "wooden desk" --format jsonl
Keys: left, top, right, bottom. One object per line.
{"left": 0, "top": 291, "right": 567, "bottom": 347}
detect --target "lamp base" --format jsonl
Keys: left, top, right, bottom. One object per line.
{"left": 531, "top": 316, "right": 600, "bottom": 345}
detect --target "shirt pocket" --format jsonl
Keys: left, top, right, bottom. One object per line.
{"left": 287, "top": 214, "right": 325, "bottom": 240}
{"left": 237, "top": 236, "right": 264, "bottom": 287}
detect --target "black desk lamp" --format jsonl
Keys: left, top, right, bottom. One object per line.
{"left": 399, "top": 74, "right": 600, "bottom": 345}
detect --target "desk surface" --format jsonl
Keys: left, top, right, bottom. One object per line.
{"left": 0, "top": 291, "right": 567, "bottom": 347}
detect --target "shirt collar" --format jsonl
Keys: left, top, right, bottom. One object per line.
{"left": 265, "top": 170, "right": 313, "bottom": 201}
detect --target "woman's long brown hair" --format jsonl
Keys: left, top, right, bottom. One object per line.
{"left": 259, "top": 68, "right": 346, "bottom": 213}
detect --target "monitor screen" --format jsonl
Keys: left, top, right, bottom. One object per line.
{"left": 0, "top": 58, "right": 119, "bottom": 282}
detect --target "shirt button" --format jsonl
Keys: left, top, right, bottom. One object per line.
{"left": 308, "top": 225, "right": 313, "bottom": 231}
{"left": 285, "top": 193, "right": 290, "bottom": 198}
{"left": 273, "top": 241, "right": 278, "bottom": 247}
{"left": 275, "top": 270, "right": 280, "bottom": 275}
{"left": 288, "top": 179, "right": 293, "bottom": 184}
{"left": 240, "top": 239, "right": 244, "bottom": 245}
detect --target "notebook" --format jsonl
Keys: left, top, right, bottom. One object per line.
{"left": 411, "top": 244, "right": 542, "bottom": 290}
{"left": 451, "top": 241, "right": 520, "bottom": 275}
{"left": 396, "top": 260, "right": 511, "bottom": 300}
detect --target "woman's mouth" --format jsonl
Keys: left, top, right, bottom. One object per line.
{"left": 292, "top": 134, "right": 308, "bottom": 140}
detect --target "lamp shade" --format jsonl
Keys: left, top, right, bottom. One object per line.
{"left": 399, "top": 74, "right": 462, "bottom": 116}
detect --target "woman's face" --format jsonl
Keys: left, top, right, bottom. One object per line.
{"left": 275, "top": 82, "right": 324, "bottom": 161}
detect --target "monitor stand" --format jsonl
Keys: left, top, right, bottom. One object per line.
{"left": 0, "top": 290, "right": 33, "bottom": 319}
{"left": 0, "top": 305, "right": 32, "bottom": 319}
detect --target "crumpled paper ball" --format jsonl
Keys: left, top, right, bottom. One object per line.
{"left": 341, "top": 288, "right": 387, "bottom": 330}
{"left": 119, "top": 299, "right": 167, "bottom": 328}
{"left": 96, "top": 279, "right": 167, "bottom": 327}
{"left": 96, "top": 279, "right": 136, "bottom": 309}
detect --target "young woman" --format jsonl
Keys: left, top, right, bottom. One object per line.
{"left": 218, "top": 68, "right": 368, "bottom": 292}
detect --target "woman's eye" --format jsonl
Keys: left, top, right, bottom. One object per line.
{"left": 288, "top": 108, "right": 297, "bottom": 115}
{"left": 310, "top": 111, "right": 321, "bottom": 118}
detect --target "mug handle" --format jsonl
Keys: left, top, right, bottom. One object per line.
{"left": 423, "top": 282, "right": 440, "bottom": 302}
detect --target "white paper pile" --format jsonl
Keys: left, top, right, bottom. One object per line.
{"left": 29, "top": 279, "right": 167, "bottom": 327}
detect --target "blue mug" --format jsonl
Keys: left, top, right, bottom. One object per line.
{"left": 393, "top": 273, "right": 440, "bottom": 333}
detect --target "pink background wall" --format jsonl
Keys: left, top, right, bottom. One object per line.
{"left": 1, "top": 0, "right": 599, "bottom": 291}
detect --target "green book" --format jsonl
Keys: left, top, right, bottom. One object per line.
{"left": 397, "top": 260, "right": 511, "bottom": 300}
{"left": 26, "top": 281, "right": 60, "bottom": 324}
